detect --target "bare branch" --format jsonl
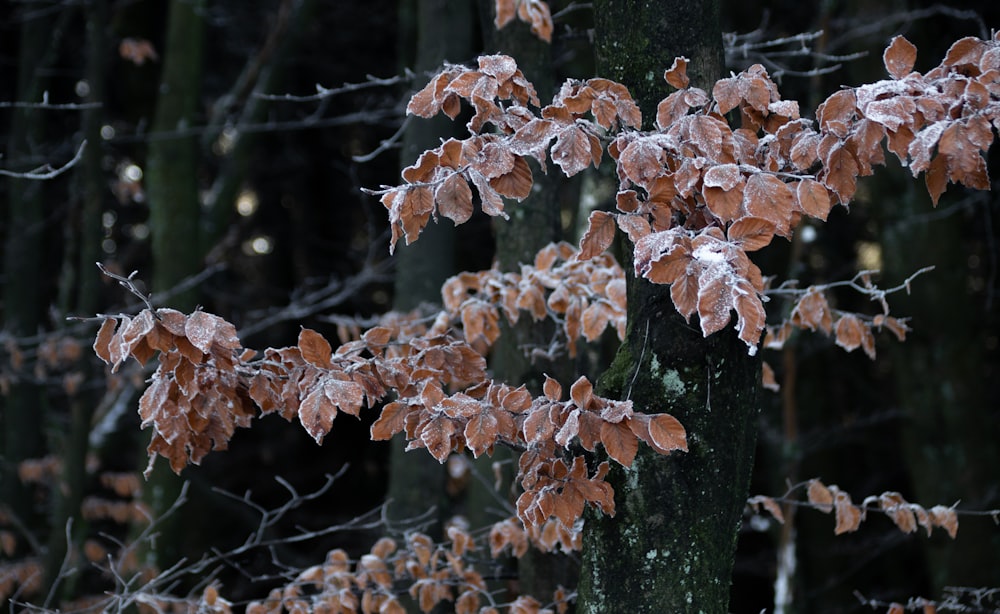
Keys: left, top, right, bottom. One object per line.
{"left": 0, "top": 140, "right": 86, "bottom": 181}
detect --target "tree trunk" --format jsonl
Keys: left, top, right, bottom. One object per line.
{"left": 141, "top": 0, "right": 207, "bottom": 569}
{"left": 44, "top": 0, "right": 109, "bottom": 596}
{"left": 473, "top": 1, "right": 575, "bottom": 600}
{"left": 879, "top": 178, "right": 1000, "bottom": 592}
{"left": 384, "top": 0, "right": 476, "bottom": 533}
{"left": 578, "top": 2, "right": 761, "bottom": 612}
{"left": 0, "top": 2, "right": 68, "bottom": 535}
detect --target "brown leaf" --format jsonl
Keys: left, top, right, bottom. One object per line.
{"left": 600, "top": 421, "right": 638, "bottom": 467}
{"left": 490, "top": 155, "right": 533, "bottom": 200}
{"left": 552, "top": 125, "right": 597, "bottom": 177}
{"left": 94, "top": 318, "right": 117, "bottom": 364}
{"left": 578, "top": 211, "right": 617, "bottom": 260}
{"left": 833, "top": 490, "right": 862, "bottom": 534}
{"left": 928, "top": 505, "right": 958, "bottom": 538}
{"left": 748, "top": 495, "right": 785, "bottom": 524}
{"left": 834, "top": 314, "right": 865, "bottom": 352}
{"left": 807, "top": 479, "right": 834, "bottom": 513}
{"left": 647, "top": 413, "right": 687, "bottom": 453}
{"left": 796, "top": 178, "right": 834, "bottom": 221}
{"left": 664, "top": 57, "right": 690, "bottom": 89}
{"left": 494, "top": 0, "right": 516, "bottom": 28}
{"left": 465, "top": 409, "right": 498, "bottom": 458}
{"left": 298, "top": 328, "right": 333, "bottom": 369}
{"left": 883, "top": 35, "right": 918, "bottom": 79}
{"left": 727, "top": 217, "right": 776, "bottom": 252}
{"left": 696, "top": 274, "right": 733, "bottom": 337}
{"left": 543, "top": 374, "right": 562, "bottom": 401}
{"left": 371, "top": 401, "right": 407, "bottom": 440}
{"left": 299, "top": 387, "right": 336, "bottom": 444}
{"left": 436, "top": 173, "right": 474, "bottom": 224}
{"left": 761, "top": 360, "right": 780, "bottom": 392}
{"left": 419, "top": 415, "right": 456, "bottom": 463}
{"left": 821, "top": 143, "right": 860, "bottom": 203}
{"left": 569, "top": 376, "right": 594, "bottom": 409}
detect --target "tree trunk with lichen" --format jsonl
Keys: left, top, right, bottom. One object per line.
{"left": 577, "top": 2, "right": 761, "bottom": 612}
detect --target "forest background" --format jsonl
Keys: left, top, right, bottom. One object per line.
{"left": 1, "top": 0, "right": 999, "bottom": 612}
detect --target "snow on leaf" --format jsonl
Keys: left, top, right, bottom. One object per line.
{"left": 185, "top": 310, "right": 223, "bottom": 355}
{"left": 419, "top": 415, "right": 456, "bottom": 463}
{"left": 478, "top": 54, "right": 518, "bottom": 83}
{"left": 554, "top": 408, "right": 580, "bottom": 447}
{"left": 324, "top": 377, "right": 365, "bottom": 417}
{"left": 552, "top": 125, "right": 597, "bottom": 177}
{"left": 884, "top": 35, "right": 918, "bottom": 79}
{"left": 702, "top": 163, "right": 741, "bottom": 190}
{"left": 469, "top": 169, "right": 507, "bottom": 218}
{"left": 578, "top": 211, "right": 616, "bottom": 260}
{"left": 696, "top": 273, "right": 733, "bottom": 337}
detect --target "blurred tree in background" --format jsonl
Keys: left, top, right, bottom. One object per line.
{"left": 0, "top": 1, "right": 997, "bottom": 612}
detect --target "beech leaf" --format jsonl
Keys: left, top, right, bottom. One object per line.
{"left": 578, "top": 211, "right": 616, "bottom": 260}
{"left": 884, "top": 36, "right": 918, "bottom": 79}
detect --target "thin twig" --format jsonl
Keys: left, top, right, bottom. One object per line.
{"left": 0, "top": 140, "right": 86, "bottom": 180}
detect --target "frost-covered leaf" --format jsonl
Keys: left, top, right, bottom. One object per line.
{"left": 578, "top": 211, "right": 616, "bottom": 260}
{"left": 883, "top": 35, "right": 918, "bottom": 79}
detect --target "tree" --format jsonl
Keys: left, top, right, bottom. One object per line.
{"left": 83, "top": 16, "right": 1000, "bottom": 614}
{"left": 4, "top": 2, "right": 999, "bottom": 612}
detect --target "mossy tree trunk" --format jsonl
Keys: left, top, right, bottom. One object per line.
{"left": 142, "top": 0, "right": 207, "bottom": 569}
{"left": 577, "top": 2, "right": 761, "bottom": 612}
{"left": 385, "top": 0, "right": 476, "bottom": 534}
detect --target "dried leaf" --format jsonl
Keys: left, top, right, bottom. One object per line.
{"left": 578, "top": 211, "right": 616, "bottom": 260}
{"left": 600, "top": 421, "right": 638, "bottom": 467}
{"left": 298, "top": 328, "right": 333, "bottom": 369}
{"left": 807, "top": 479, "right": 834, "bottom": 513}
{"left": 646, "top": 413, "right": 687, "bottom": 453}
{"left": 884, "top": 35, "right": 918, "bottom": 79}
{"left": 664, "top": 57, "right": 690, "bottom": 89}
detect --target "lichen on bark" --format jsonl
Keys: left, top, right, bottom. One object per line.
{"left": 577, "top": 1, "right": 761, "bottom": 611}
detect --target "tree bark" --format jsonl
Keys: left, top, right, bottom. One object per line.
{"left": 141, "top": 0, "right": 207, "bottom": 569}
{"left": 0, "top": 2, "right": 69, "bottom": 534}
{"left": 473, "top": 1, "right": 573, "bottom": 600}
{"left": 578, "top": 2, "right": 761, "bottom": 612}
{"left": 384, "top": 0, "right": 476, "bottom": 533}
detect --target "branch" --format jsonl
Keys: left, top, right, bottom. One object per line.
{"left": 0, "top": 140, "right": 86, "bottom": 180}
{"left": 254, "top": 72, "right": 412, "bottom": 103}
